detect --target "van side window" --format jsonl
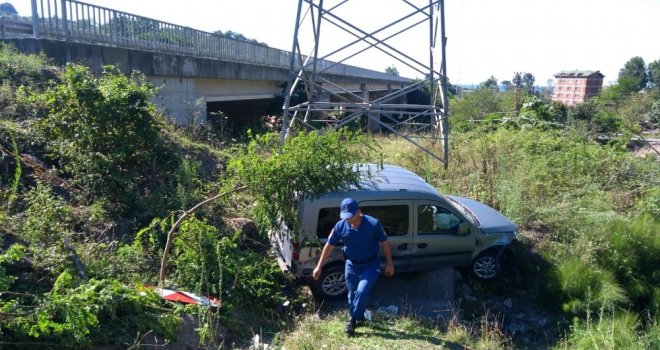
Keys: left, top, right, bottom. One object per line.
{"left": 316, "top": 208, "right": 339, "bottom": 239}
{"left": 361, "top": 205, "right": 409, "bottom": 236}
{"left": 418, "top": 205, "right": 461, "bottom": 234}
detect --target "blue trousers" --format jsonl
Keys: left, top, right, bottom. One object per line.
{"left": 345, "top": 259, "right": 379, "bottom": 319}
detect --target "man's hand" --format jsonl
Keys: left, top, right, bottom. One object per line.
{"left": 313, "top": 242, "right": 335, "bottom": 281}
{"left": 384, "top": 263, "right": 394, "bottom": 277}
{"left": 380, "top": 241, "right": 394, "bottom": 277}
{"left": 312, "top": 266, "right": 322, "bottom": 280}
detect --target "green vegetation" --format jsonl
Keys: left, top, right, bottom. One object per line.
{"left": 0, "top": 44, "right": 658, "bottom": 349}
{"left": 378, "top": 61, "right": 659, "bottom": 348}
{"left": 226, "top": 130, "right": 377, "bottom": 235}
{"left": 20, "top": 64, "right": 178, "bottom": 215}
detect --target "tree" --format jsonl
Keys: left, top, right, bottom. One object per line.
{"left": 501, "top": 80, "right": 513, "bottom": 91}
{"left": 512, "top": 72, "right": 522, "bottom": 88}
{"left": 648, "top": 100, "right": 660, "bottom": 127}
{"left": 512, "top": 73, "right": 523, "bottom": 113}
{"left": 449, "top": 87, "right": 501, "bottom": 130}
{"left": 479, "top": 75, "right": 498, "bottom": 92}
{"left": 213, "top": 29, "right": 266, "bottom": 45}
{"left": 523, "top": 73, "right": 535, "bottom": 94}
{"left": 648, "top": 59, "right": 660, "bottom": 89}
{"left": 385, "top": 65, "right": 400, "bottom": 76}
{"left": 519, "top": 96, "right": 566, "bottom": 129}
{"left": 0, "top": 2, "right": 17, "bottom": 15}
{"left": 618, "top": 56, "right": 647, "bottom": 91}
{"left": 538, "top": 79, "right": 555, "bottom": 101}
{"left": 599, "top": 76, "right": 642, "bottom": 104}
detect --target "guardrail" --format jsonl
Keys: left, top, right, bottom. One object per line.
{"left": 23, "top": 0, "right": 411, "bottom": 82}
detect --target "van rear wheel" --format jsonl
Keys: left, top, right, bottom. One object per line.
{"left": 313, "top": 265, "right": 347, "bottom": 299}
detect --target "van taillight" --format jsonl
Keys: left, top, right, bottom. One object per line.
{"left": 292, "top": 242, "right": 300, "bottom": 261}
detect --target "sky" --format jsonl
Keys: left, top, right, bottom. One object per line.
{"left": 13, "top": 0, "right": 660, "bottom": 86}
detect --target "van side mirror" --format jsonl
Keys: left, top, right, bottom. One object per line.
{"left": 458, "top": 223, "right": 470, "bottom": 235}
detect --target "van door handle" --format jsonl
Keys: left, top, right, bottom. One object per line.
{"left": 398, "top": 243, "right": 408, "bottom": 251}
{"left": 417, "top": 243, "right": 428, "bottom": 249}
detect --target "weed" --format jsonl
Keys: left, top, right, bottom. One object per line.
{"left": 557, "top": 310, "right": 651, "bottom": 349}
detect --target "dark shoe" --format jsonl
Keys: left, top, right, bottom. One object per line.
{"left": 354, "top": 317, "right": 365, "bottom": 327}
{"left": 344, "top": 318, "right": 356, "bottom": 335}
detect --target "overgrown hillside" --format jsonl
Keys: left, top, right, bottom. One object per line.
{"left": 0, "top": 43, "right": 292, "bottom": 348}
{"left": 0, "top": 43, "right": 381, "bottom": 349}
{"left": 0, "top": 43, "right": 658, "bottom": 349}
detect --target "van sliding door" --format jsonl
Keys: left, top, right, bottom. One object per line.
{"left": 358, "top": 200, "right": 413, "bottom": 273}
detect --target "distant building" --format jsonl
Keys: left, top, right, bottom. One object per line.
{"left": 552, "top": 70, "right": 604, "bottom": 106}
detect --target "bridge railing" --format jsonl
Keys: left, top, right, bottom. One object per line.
{"left": 26, "top": 0, "right": 410, "bottom": 82}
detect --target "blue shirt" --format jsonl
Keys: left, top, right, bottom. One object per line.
{"left": 328, "top": 214, "right": 387, "bottom": 261}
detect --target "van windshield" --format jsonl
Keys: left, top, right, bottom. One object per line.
{"left": 446, "top": 197, "right": 480, "bottom": 226}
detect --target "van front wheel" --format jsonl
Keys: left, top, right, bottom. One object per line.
{"left": 471, "top": 251, "right": 500, "bottom": 280}
{"left": 313, "top": 265, "right": 347, "bottom": 299}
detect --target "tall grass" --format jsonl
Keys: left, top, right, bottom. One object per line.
{"left": 555, "top": 311, "right": 657, "bottom": 349}
{"left": 379, "top": 129, "right": 652, "bottom": 226}
{"left": 377, "top": 128, "right": 659, "bottom": 344}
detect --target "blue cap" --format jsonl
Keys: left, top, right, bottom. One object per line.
{"left": 339, "top": 198, "right": 358, "bottom": 219}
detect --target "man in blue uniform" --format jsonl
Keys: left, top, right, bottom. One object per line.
{"left": 312, "top": 198, "right": 394, "bottom": 335}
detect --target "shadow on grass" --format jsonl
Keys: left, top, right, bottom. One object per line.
{"left": 352, "top": 323, "right": 467, "bottom": 350}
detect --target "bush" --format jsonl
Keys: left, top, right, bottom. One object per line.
{"left": 9, "top": 182, "right": 73, "bottom": 274}
{"left": 21, "top": 64, "right": 179, "bottom": 215}
{"left": 18, "top": 182, "right": 72, "bottom": 248}
{"left": 0, "top": 243, "right": 24, "bottom": 291}
{"left": 0, "top": 43, "right": 58, "bottom": 120}
{"left": 167, "top": 216, "right": 287, "bottom": 340}
{"left": 172, "top": 217, "right": 221, "bottom": 294}
{"left": 1, "top": 272, "right": 180, "bottom": 348}
{"left": 0, "top": 43, "right": 56, "bottom": 90}
{"left": 226, "top": 129, "right": 379, "bottom": 236}
{"left": 171, "top": 217, "right": 286, "bottom": 311}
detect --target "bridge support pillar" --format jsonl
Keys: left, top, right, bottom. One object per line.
{"left": 150, "top": 77, "right": 207, "bottom": 125}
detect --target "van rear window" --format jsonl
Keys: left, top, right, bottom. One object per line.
{"left": 316, "top": 208, "right": 339, "bottom": 238}
{"left": 316, "top": 205, "right": 410, "bottom": 238}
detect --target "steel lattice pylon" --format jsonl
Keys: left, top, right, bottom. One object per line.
{"left": 280, "top": 0, "right": 449, "bottom": 165}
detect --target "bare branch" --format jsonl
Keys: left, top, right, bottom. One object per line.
{"left": 158, "top": 185, "right": 247, "bottom": 285}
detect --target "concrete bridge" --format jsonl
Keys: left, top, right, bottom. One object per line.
{"left": 2, "top": 0, "right": 413, "bottom": 124}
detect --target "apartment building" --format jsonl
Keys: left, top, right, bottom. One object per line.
{"left": 552, "top": 70, "right": 604, "bottom": 106}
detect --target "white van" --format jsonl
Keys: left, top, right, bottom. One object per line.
{"left": 271, "top": 164, "right": 517, "bottom": 299}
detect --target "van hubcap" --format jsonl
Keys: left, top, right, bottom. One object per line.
{"left": 473, "top": 256, "right": 498, "bottom": 279}
{"left": 322, "top": 272, "right": 347, "bottom": 296}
